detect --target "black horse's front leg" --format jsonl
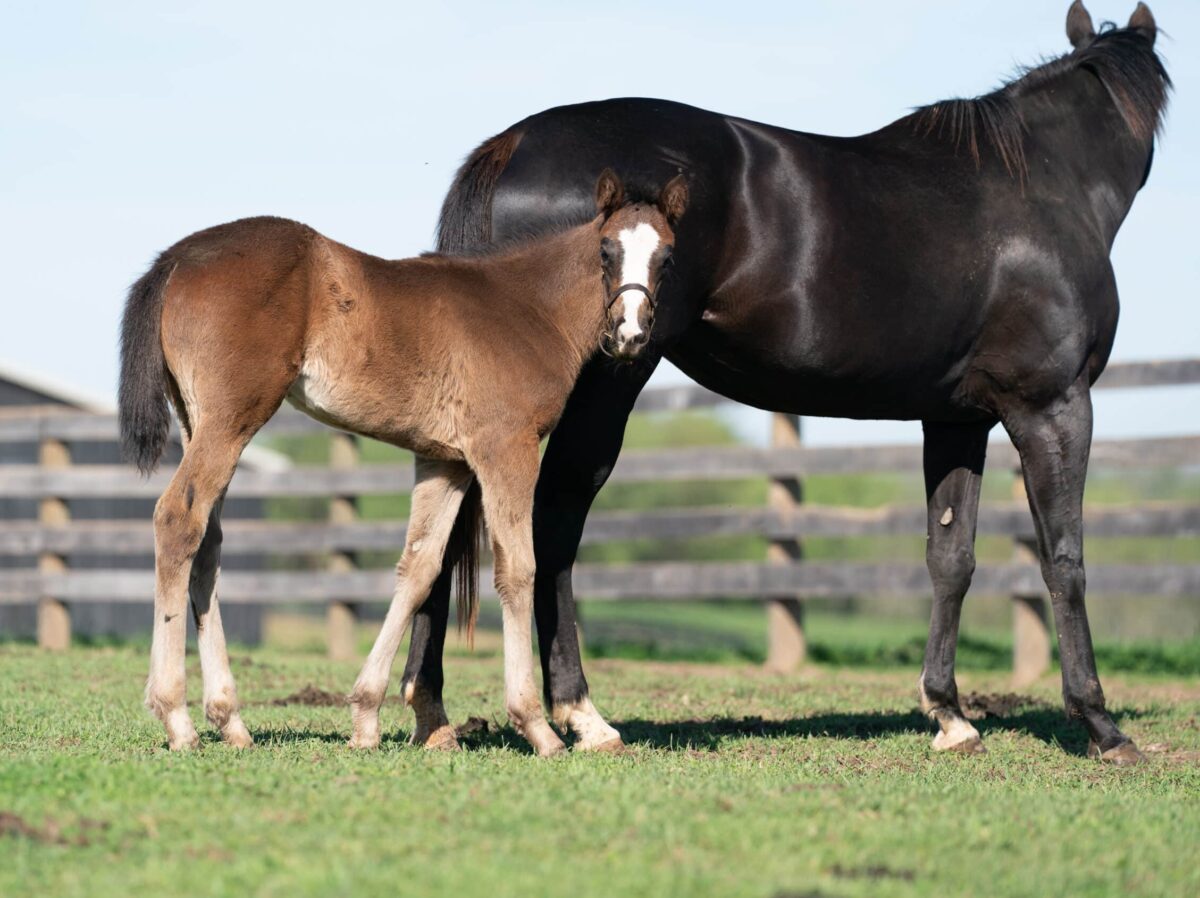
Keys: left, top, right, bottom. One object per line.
{"left": 535, "top": 352, "right": 661, "bottom": 749}
{"left": 1001, "top": 377, "right": 1144, "bottom": 764}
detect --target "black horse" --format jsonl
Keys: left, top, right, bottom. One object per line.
{"left": 400, "top": 2, "right": 1168, "bottom": 763}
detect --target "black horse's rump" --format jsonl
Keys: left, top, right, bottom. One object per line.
{"left": 402, "top": 4, "right": 1168, "bottom": 762}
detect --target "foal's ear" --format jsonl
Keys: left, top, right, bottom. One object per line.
{"left": 595, "top": 169, "right": 624, "bottom": 218}
{"left": 1066, "top": 0, "right": 1096, "bottom": 49}
{"left": 658, "top": 174, "right": 689, "bottom": 225}
{"left": 1128, "top": 2, "right": 1157, "bottom": 45}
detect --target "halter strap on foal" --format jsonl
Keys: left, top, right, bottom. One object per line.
{"left": 604, "top": 282, "right": 658, "bottom": 316}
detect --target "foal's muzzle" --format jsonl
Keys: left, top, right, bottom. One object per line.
{"left": 603, "top": 281, "right": 657, "bottom": 362}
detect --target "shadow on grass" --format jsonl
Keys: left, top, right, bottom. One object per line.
{"left": 240, "top": 724, "right": 544, "bottom": 756}
{"left": 232, "top": 710, "right": 1148, "bottom": 759}
{"left": 611, "top": 707, "right": 1148, "bottom": 758}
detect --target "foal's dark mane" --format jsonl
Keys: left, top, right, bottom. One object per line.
{"left": 906, "top": 24, "right": 1170, "bottom": 177}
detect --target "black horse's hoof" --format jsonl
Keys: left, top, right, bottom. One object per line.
{"left": 1088, "top": 739, "right": 1147, "bottom": 766}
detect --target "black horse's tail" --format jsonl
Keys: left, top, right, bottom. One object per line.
{"left": 437, "top": 126, "right": 523, "bottom": 642}
{"left": 118, "top": 252, "right": 175, "bottom": 475}
{"left": 435, "top": 126, "right": 523, "bottom": 254}
{"left": 451, "top": 481, "right": 483, "bottom": 647}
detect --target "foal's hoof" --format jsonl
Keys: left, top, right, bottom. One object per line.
{"left": 414, "top": 724, "right": 461, "bottom": 752}
{"left": 223, "top": 722, "right": 255, "bottom": 750}
{"left": 1088, "top": 739, "right": 1147, "bottom": 766}
{"left": 528, "top": 727, "right": 568, "bottom": 758}
{"left": 579, "top": 736, "right": 627, "bottom": 755}
{"left": 536, "top": 739, "right": 568, "bottom": 759}
{"left": 348, "top": 732, "right": 380, "bottom": 751}
{"left": 168, "top": 731, "right": 200, "bottom": 752}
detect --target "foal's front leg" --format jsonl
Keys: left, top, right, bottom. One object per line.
{"left": 476, "top": 443, "right": 566, "bottom": 758}
{"left": 349, "top": 458, "right": 473, "bottom": 749}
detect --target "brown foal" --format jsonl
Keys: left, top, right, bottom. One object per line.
{"left": 118, "top": 170, "right": 687, "bottom": 756}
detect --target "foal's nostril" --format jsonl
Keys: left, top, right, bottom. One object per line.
{"left": 627, "top": 332, "right": 648, "bottom": 348}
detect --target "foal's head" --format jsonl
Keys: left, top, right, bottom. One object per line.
{"left": 594, "top": 169, "right": 689, "bottom": 361}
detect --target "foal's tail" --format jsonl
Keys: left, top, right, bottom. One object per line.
{"left": 435, "top": 126, "right": 523, "bottom": 253}
{"left": 118, "top": 252, "right": 175, "bottom": 475}
{"left": 450, "top": 481, "right": 484, "bottom": 646}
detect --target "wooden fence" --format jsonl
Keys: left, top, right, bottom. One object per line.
{"left": 1, "top": 358, "right": 1198, "bottom": 681}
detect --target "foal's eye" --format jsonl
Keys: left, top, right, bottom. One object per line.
{"left": 599, "top": 248, "right": 611, "bottom": 264}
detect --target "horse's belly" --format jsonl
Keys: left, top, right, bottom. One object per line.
{"left": 285, "top": 354, "right": 464, "bottom": 459}
{"left": 669, "top": 321, "right": 983, "bottom": 421}
{"left": 286, "top": 354, "right": 360, "bottom": 429}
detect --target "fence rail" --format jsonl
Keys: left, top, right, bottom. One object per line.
{"left": 1, "top": 357, "right": 1198, "bottom": 681}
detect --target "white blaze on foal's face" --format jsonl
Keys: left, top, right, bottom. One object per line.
{"left": 615, "top": 222, "right": 659, "bottom": 342}
{"left": 593, "top": 169, "right": 689, "bottom": 362}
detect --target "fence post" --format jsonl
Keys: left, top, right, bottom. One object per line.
{"left": 327, "top": 432, "right": 360, "bottom": 661}
{"left": 765, "top": 412, "right": 805, "bottom": 671}
{"left": 1011, "top": 465, "right": 1050, "bottom": 686}
{"left": 37, "top": 436, "right": 71, "bottom": 650}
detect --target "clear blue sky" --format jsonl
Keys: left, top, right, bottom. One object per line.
{"left": 2, "top": 1, "right": 1195, "bottom": 445}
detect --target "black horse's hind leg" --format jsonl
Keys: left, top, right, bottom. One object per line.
{"left": 1001, "top": 377, "right": 1144, "bottom": 765}
{"left": 918, "top": 420, "right": 992, "bottom": 754}
{"left": 535, "top": 353, "right": 661, "bottom": 749}
{"left": 400, "top": 563, "right": 456, "bottom": 748}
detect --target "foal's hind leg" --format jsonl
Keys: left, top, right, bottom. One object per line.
{"left": 474, "top": 440, "right": 565, "bottom": 758}
{"left": 189, "top": 497, "right": 252, "bottom": 748}
{"left": 147, "top": 429, "right": 251, "bottom": 750}
{"left": 349, "top": 458, "right": 474, "bottom": 750}
{"left": 1001, "top": 378, "right": 1143, "bottom": 765}
{"left": 918, "top": 420, "right": 991, "bottom": 754}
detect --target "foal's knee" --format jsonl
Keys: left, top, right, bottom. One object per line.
{"left": 145, "top": 672, "right": 187, "bottom": 719}
{"left": 496, "top": 559, "right": 535, "bottom": 608}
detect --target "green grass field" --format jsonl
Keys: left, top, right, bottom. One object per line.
{"left": 2, "top": 644, "right": 1198, "bottom": 898}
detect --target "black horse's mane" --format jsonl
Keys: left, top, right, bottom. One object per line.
{"left": 908, "top": 24, "right": 1170, "bottom": 177}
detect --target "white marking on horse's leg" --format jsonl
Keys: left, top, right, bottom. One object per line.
{"left": 475, "top": 448, "right": 564, "bottom": 758}
{"left": 190, "top": 501, "right": 252, "bottom": 748}
{"left": 196, "top": 585, "right": 252, "bottom": 749}
{"left": 932, "top": 715, "right": 984, "bottom": 752}
{"left": 614, "top": 222, "right": 660, "bottom": 342}
{"left": 919, "top": 674, "right": 985, "bottom": 754}
{"left": 349, "top": 460, "right": 471, "bottom": 749}
{"left": 148, "top": 445, "right": 240, "bottom": 752}
{"left": 497, "top": 572, "right": 564, "bottom": 757}
{"left": 553, "top": 697, "right": 623, "bottom": 751}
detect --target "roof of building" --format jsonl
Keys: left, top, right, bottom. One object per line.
{"left": 0, "top": 361, "right": 291, "bottom": 471}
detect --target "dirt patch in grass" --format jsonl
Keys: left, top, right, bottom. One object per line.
{"left": 1143, "top": 743, "right": 1200, "bottom": 764}
{"left": 0, "top": 811, "right": 108, "bottom": 847}
{"left": 829, "top": 863, "right": 916, "bottom": 881}
{"left": 454, "top": 716, "right": 489, "bottom": 738}
{"left": 960, "top": 692, "right": 1049, "bottom": 720}
{"left": 269, "top": 685, "right": 347, "bottom": 707}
